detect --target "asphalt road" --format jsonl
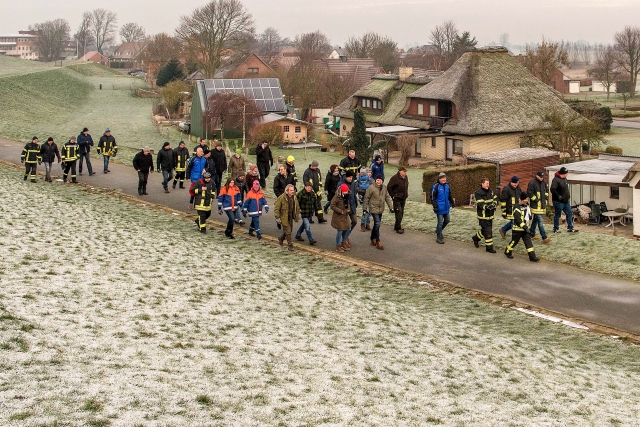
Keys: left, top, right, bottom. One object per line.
{"left": 3, "top": 138, "right": 640, "bottom": 335}
{"left": 612, "top": 119, "right": 640, "bottom": 129}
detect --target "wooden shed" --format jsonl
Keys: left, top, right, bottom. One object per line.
{"left": 467, "top": 148, "right": 560, "bottom": 192}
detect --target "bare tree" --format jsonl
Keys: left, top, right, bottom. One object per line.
{"left": 31, "top": 19, "right": 70, "bottom": 62}
{"left": 250, "top": 122, "right": 284, "bottom": 146}
{"left": 139, "top": 33, "right": 182, "bottom": 73}
{"left": 203, "top": 92, "right": 261, "bottom": 143}
{"left": 294, "top": 30, "right": 331, "bottom": 66}
{"left": 522, "top": 38, "right": 569, "bottom": 86}
{"left": 120, "top": 22, "right": 146, "bottom": 43}
{"left": 257, "top": 27, "right": 288, "bottom": 60}
{"left": 74, "top": 12, "right": 93, "bottom": 57}
{"left": 318, "top": 70, "right": 358, "bottom": 110}
{"left": 396, "top": 135, "right": 418, "bottom": 167}
{"left": 344, "top": 32, "right": 398, "bottom": 70}
{"left": 176, "top": 0, "right": 254, "bottom": 79}
{"left": 498, "top": 33, "right": 509, "bottom": 47}
{"left": 589, "top": 44, "right": 619, "bottom": 101}
{"left": 614, "top": 26, "right": 640, "bottom": 96}
{"left": 430, "top": 20, "right": 458, "bottom": 56}
{"left": 90, "top": 9, "right": 118, "bottom": 54}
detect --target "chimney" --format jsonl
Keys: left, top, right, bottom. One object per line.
{"left": 399, "top": 66, "right": 413, "bottom": 82}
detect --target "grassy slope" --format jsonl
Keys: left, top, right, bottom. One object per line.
{"left": 0, "top": 55, "right": 52, "bottom": 77}
{"left": 0, "top": 165, "right": 639, "bottom": 426}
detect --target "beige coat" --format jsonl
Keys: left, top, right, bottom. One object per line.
{"left": 228, "top": 154, "right": 246, "bottom": 178}
{"left": 274, "top": 193, "right": 300, "bottom": 227}
{"left": 363, "top": 183, "right": 393, "bottom": 214}
{"left": 330, "top": 193, "right": 351, "bottom": 231}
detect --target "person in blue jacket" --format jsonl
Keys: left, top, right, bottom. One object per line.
{"left": 242, "top": 179, "right": 269, "bottom": 240}
{"left": 370, "top": 154, "right": 384, "bottom": 181}
{"left": 431, "top": 172, "right": 455, "bottom": 244}
{"left": 186, "top": 147, "right": 208, "bottom": 209}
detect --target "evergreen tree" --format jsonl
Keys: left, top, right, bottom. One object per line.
{"left": 348, "top": 108, "right": 374, "bottom": 162}
{"left": 156, "top": 59, "right": 184, "bottom": 87}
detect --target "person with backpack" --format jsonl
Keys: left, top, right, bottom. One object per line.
{"left": 431, "top": 172, "right": 455, "bottom": 244}
{"left": 356, "top": 168, "right": 374, "bottom": 231}
{"left": 190, "top": 171, "right": 216, "bottom": 233}
{"left": 242, "top": 179, "right": 269, "bottom": 240}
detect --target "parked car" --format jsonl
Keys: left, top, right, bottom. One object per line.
{"left": 127, "top": 69, "right": 143, "bottom": 75}
{"left": 178, "top": 122, "right": 191, "bottom": 133}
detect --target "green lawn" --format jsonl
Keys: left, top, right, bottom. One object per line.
{"left": 604, "top": 127, "right": 640, "bottom": 156}
{"left": 0, "top": 54, "right": 53, "bottom": 77}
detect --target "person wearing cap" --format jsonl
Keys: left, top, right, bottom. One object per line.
{"left": 323, "top": 164, "right": 340, "bottom": 214}
{"left": 339, "top": 149, "right": 361, "bottom": 177}
{"left": 77, "top": 127, "right": 95, "bottom": 176}
{"left": 242, "top": 179, "right": 269, "bottom": 240}
{"left": 228, "top": 148, "right": 246, "bottom": 179}
{"left": 472, "top": 178, "right": 498, "bottom": 253}
{"left": 190, "top": 171, "right": 216, "bottom": 234}
{"left": 172, "top": 141, "right": 190, "bottom": 189}
{"left": 387, "top": 166, "right": 409, "bottom": 234}
{"left": 286, "top": 155, "right": 297, "bottom": 190}
{"left": 337, "top": 170, "right": 359, "bottom": 247}
{"left": 132, "top": 146, "right": 154, "bottom": 195}
{"left": 431, "top": 172, "right": 455, "bottom": 244}
{"left": 39, "top": 136, "right": 61, "bottom": 183}
{"left": 97, "top": 128, "right": 117, "bottom": 173}
{"left": 370, "top": 154, "right": 385, "bottom": 182}
{"left": 218, "top": 177, "right": 242, "bottom": 239}
{"left": 21, "top": 136, "right": 41, "bottom": 182}
{"left": 211, "top": 140, "right": 227, "bottom": 194}
{"left": 274, "top": 184, "right": 300, "bottom": 251}
{"left": 273, "top": 164, "right": 294, "bottom": 198}
{"left": 363, "top": 175, "right": 394, "bottom": 250}
{"left": 528, "top": 171, "right": 552, "bottom": 243}
{"left": 255, "top": 140, "right": 273, "bottom": 189}
{"left": 499, "top": 176, "right": 522, "bottom": 240}
{"left": 505, "top": 192, "right": 540, "bottom": 262}
{"left": 550, "top": 166, "right": 578, "bottom": 233}
{"left": 61, "top": 137, "right": 80, "bottom": 183}
{"left": 193, "top": 138, "right": 209, "bottom": 156}
{"left": 156, "top": 142, "right": 175, "bottom": 193}
{"left": 356, "top": 167, "right": 374, "bottom": 231}
{"left": 295, "top": 181, "right": 319, "bottom": 245}
{"left": 302, "top": 160, "right": 327, "bottom": 224}
{"left": 331, "top": 183, "right": 353, "bottom": 252}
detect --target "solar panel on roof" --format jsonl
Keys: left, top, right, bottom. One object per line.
{"left": 201, "top": 78, "right": 286, "bottom": 112}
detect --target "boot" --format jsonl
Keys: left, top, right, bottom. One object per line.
{"left": 201, "top": 227, "right": 207, "bottom": 234}
{"left": 371, "top": 239, "right": 377, "bottom": 246}
{"left": 295, "top": 235, "right": 304, "bottom": 241}
{"left": 287, "top": 244, "right": 294, "bottom": 251}
{"left": 142, "top": 185, "right": 148, "bottom": 195}
{"left": 164, "top": 188, "right": 170, "bottom": 193}
{"left": 529, "top": 252, "right": 540, "bottom": 262}
{"left": 317, "top": 214, "right": 327, "bottom": 224}
{"left": 504, "top": 249, "right": 514, "bottom": 259}
{"left": 376, "top": 240, "right": 384, "bottom": 250}
{"left": 344, "top": 238, "right": 351, "bottom": 249}
{"left": 361, "top": 224, "right": 366, "bottom": 232}
{"left": 309, "top": 239, "right": 317, "bottom": 245}
{"left": 436, "top": 234, "right": 444, "bottom": 244}
{"left": 172, "top": 181, "right": 177, "bottom": 189}
{"left": 366, "top": 224, "right": 371, "bottom": 230}
{"left": 336, "top": 244, "right": 344, "bottom": 252}
{"left": 486, "top": 246, "right": 496, "bottom": 253}
{"left": 179, "top": 183, "right": 185, "bottom": 189}
{"left": 542, "top": 237, "right": 552, "bottom": 244}
{"left": 278, "top": 235, "right": 284, "bottom": 246}
{"left": 472, "top": 235, "right": 480, "bottom": 248}
{"left": 342, "top": 242, "right": 351, "bottom": 251}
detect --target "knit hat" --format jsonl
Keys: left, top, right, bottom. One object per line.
{"left": 519, "top": 192, "right": 528, "bottom": 201}
{"left": 510, "top": 176, "right": 519, "bottom": 183}
{"left": 179, "top": 140, "right": 185, "bottom": 146}
{"left": 82, "top": 127, "right": 88, "bottom": 132}
{"left": 345, "top": 170, "right": 355, "bottom": 178}
{"left": 215, "top": 140, "right": 222, "bottom": 147}
{"left": 374, "top": 154, "right": 382, "bottom": 161}
{"left": 287, "top": 155, "right": 295, "bottom": 162}
{"left": 143, "top": 146, "right": 151, "bottom": 152}
{"left": 162, "top": 142, "right": 170, "bottom": 148}
{"left": 311, "top": 160, "right": 319, "bottom": 167}
{"left": 360, "top": 167, "right": 367, "bottom": 174}
{"left": 536, "top": 171, "right": 545, "bottom": 178}
{"left": 559, "top": 167, "right": 569, "bottom": 175}
{"left": 202, "top": 171, "right": 211, "bottom": 179}
{"left": 438, "top": 172, "right": 446, "bottom": 178}
{"left": 203, "top": 149, "right": 210, "bottom": 155}
{"left": 32, "top": 136, "right": 38, "bottom": 141}
{"left": 237, "top": 170, "right": 246, "bottom": 177}
{"left": 340, "top": 183, "right": 349, "bottom": 193}
{"left": 375, "top": 174, "right": 383, "bottom": 181}
{"left": 47, "top": 137, "right": 54, "bottom": 142}
{"left": 250, "top": 164, "right": 257, "bottom": 170}
{"left": 236, "top": 148, "right": 242, "bottom": 154}
{"left": 105, "top": 128, "right": 110, "bottom": 132}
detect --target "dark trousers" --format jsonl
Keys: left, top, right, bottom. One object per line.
{"left": 63, "top": 161, "right": 77, "bottom": 182}
{"left": 476, "top": 219, "right": 494, "bottom": 248}
{"left": 174, "top": 171, "right": 186, "bottom": 187}
{"left": 371, "top": 213, "right": 382, "bottom": 241}
{"left": 214, "top": 173, "right": 222, "bottom": 195}
{"left": 78, "top": 152, "right": 92, "bottom": 174}
{"left": 249, "top": 216, "right": 261, "bottom": 236}
{"left": 315, "top": 194, "right": 324, "bottom": 218}
{"left": 197, "top": 210, "right": 211, "bottom": 231}
{"left": 25, "top": 163, "right": 37, "bottom": 181}
{"left": 162, "top": 169, "right": 173, "bottom": 190}
{"left": 224, "top": 210, "right": 235, "bottom": 236}
{"left": 257, "top": 162, "right": 270, "bottom": 188}
{"left": 393, "top": 198, "right": 406, "bottom": 230}
{"left": 506, "top": 230, "right": 534, "bottom": 255}
{"left": 138, "top": 171, "right": 149, "bottom": 194}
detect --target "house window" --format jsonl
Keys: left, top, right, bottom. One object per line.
{"left": 610, "top": 186, "right": 620, "bottom": 199}
{"left": 430, "top": 105, "right": 436, "bottom": 116}
{"left": 362, "top": 99, "right": 371, "bottom": 108}
{"left": 248, "top": 67, "right": 258, "bottom": 74}
{"left": 415, "top": 138, "right": 421, "bottom": 155}
{"left": 372, "top": 100, "right": 381, "bottom": 109}
{"left": 431, "top": 137, "right": 436, "bottom": 147}
{"left": 446, "top": 138, "right": 463, "bottom": 159}
{"left": 417, "top": 104, "right": 423, "bottom": 115}
{"left": 295, "top": 126, "right": 301, "bottom": 133}
{"left": 283, "top": 125, "right": 290, "bottom": 133}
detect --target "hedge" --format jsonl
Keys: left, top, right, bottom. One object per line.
{"left": 422, "top": 163, "right": 497, "bottom": 205}
{"left": 605, "top": 146, "right": 623, "bottom": 155}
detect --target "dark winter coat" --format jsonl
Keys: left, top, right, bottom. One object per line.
{"left": 339, "top": 156, "right": 361, "bottom": 176}
{"left": 174, "top": 146, "right": 190, "bottom": 172}
{"left": 337, "top": 176, "right": 358, "bottom": 214}
{"left": 324, "top": 170, "right": 341, "bottom": 200}
{"left": 246, "top": 171, "right": 260, "bottom": 189}
{"left": 61, "top": 142, "right": 79, "bottom": 162}
{"left": 527, "top": 177, "right": 549, "bottom": 215}
{"left": 255, "top": 143, "right": 273, "bottom": 165}
{"left": 297, "top": 188, "right": 318, "bottom": 218}
{"left": 21, "top": 142, "right": 41, "bottom": 164}
{"left": 156, "top": 148, "right": 175, "bottom": 171}
{"left": 387, "top": 172, "right": 409, "bottom": 201}
{"left": 211, "top": 148, "right": 227, "bottom": 175}
{"left": 370, "top": 160, "right": 385, "bottom": 181}
{"left": 330, "top": 193, "right": 351, "bottom": 231}
{"left": 499, "top": 183, "right": 522, "bottom": 219}
{"left": 550, "top": 172, "right": 570, "bottom": 203}
{"left": 191, "top": 179, "right": 216, "bottom": 211}
{"left": 97, "top": 134, "right": 117, "bottom": 156}
{"left": 204, "top": 157, "right": 217, "bottom": 177}
{"left": 475, "top": 187, "right": 498, "bottom": 220}
{"left": 193, "top": 143, "right": 209, "bottom": 156}
{"left": 273, "top": 173, "right": 294, "bottom": 198}
{"left": 286, "top": 162, "right": 297, "bottom": 187}
{"left": 76, "top": 133, "right": 94, "bottom": 154}
{"left": 302, "top": 166, "right": 323, "bottom": 194}
{"left": 40, "top": 142, "right": 61, "bottom": 163}
{"left": 132, "top": 151, "right": 154, "bottom": 173}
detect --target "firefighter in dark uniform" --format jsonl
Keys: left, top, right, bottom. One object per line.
{"left": 472, "top": 178, "right": 497, "bottom": 253}
{"left": 191, "top": 171, "right": 216, "bottom": 233}
{"left": 302, "top": 160, "right": 328, "bottom": 223}
{"left": 21, "top": 136, "right": 41, "bottom": 182}
{"left": 193, "top": 138, "right": 209, "bottom": 156}
{"left": 97, "top": 128, "right": 118, "bottom": 173}
{"left": 505, "top": 192, "right": 540, "bottom": 262}
{"left": 339, "top": 149, "right": 361, "bottom": 177}
{"left": 61, "top": 136, "right": 80, "bottom": 183}
{"left": 499, "top": 176, "right": 522, "bottom": 239}
{"left": 286, "top": 156, "right": 297, "bottom": 190}
{"left": 173, "top": 141, "right": 190, "bottom": 189}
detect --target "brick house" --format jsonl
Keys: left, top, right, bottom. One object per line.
{"left": 78, "top": 51, "right": 109, "bottom": 66}
{"left": 110, "top": 42, "right": 145, "bottom": 69}
{"left": 214, "top": 53, "right": 278, "bottom": 79}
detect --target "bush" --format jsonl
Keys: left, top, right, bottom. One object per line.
{"left": 423, "top": 163, "right": 497, "bottom": 206}
{"left": 158, "top": 80, "right": 190, "bottom": 116}
{"left": 610, "top": 110, "right": 640, "bottom": 118}
{"left": 605, "top": 146, "right": 623, "bottom": 155}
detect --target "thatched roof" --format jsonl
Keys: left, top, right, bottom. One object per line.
{"left": 407, "top": 47, "right": 580, "bottom": 135}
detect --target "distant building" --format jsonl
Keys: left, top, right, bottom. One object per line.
{"left": 78, "top": 51, "right": 109, "bottom": 66}
{"left": 109, "top": 42, "right": 146, "bottom": 69}
{"left": 213, "top": 53, "right": 277, "bottom": 79}
{"left": 0, "top": 32, "right": 38, "bottom": 60}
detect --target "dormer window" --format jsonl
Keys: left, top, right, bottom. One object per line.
{"left": 361, "top": 98, "right": 382, "bottom": 110}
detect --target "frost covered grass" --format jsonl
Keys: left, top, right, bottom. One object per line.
{"left": 382, "top": 201, "right": 640, "bottom": 280}
{"left": 604, "top": 127, "right": 640, "bottom": 157}
{"left": 1, "top": 165, "right": 640, "bottom": 426}
{"left": 0, "top": 55, "right": 53, "bottom": 77}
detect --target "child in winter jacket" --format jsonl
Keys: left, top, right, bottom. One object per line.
{"left": 356, "top": 168, "right": 374, "bottom": 230}
{"left": 242, "top": 180, "right": 269, "bottom": 239}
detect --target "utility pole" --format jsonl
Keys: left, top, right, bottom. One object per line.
{"left": 242, "top": 102, "right": 246, "bottom": 154}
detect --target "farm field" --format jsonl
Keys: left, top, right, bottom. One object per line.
{"left": 1, "top": 164, "right": 640, "bottom": 425}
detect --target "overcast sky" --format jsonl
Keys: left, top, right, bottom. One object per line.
{"left": 3, "top": 0, "right": 639, "bottom": 48}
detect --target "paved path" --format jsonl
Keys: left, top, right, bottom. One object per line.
{"left": 612, "top": 119, "right": 640, "bottom": 129}
{"left": 3, "top": 138, "right": 640, "bottom": 335}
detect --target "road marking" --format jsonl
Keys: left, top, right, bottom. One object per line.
{"left": 514, "top": 307, "right": 589, "bottom": 330}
